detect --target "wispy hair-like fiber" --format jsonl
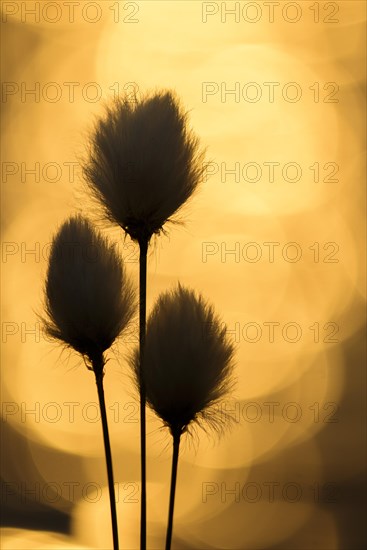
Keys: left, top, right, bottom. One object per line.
{"left": 83, "top": 90, "right": 205, "bottom": 242}
{"left": 133, "top": 285, "right": 235, "bottom": 437}
{"left": 44, "top": 215, "right": 136, "bottom": 369}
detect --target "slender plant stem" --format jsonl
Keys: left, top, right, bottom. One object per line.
{"left": 165, "top": 433, "right": 181, "bottom": 550}
{"left": 139, "top": 238, "right": 148, "bottom": 550}
{"left": 95, "top": 365, "right": 119, "bottom": 550}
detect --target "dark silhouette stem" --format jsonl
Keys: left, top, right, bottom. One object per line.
{"left": 165, "top": 433, "right": 181, "bottom": 550}
{"left": 139, "top": 238, "right": 148, "bottom": 550}
{"left": 95, "top": 367, "right": 119, "bottom": 550}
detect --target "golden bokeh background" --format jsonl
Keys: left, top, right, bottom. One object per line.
{"left": 1, "top": 1, "right": 366, "bottom": 548}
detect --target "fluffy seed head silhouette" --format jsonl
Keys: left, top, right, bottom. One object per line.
{"left": 83, "top": 90, "right": 205, "bottom": 242}
{"left": 133, "top": 285, "right": 235, "bottom": 437}
{"left": 44, "top": 216, "right": 136, "bottom": 370}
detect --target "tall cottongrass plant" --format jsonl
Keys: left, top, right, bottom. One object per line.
{"left": 132, "top": 285, "right": 235, "bottom": 550}
{"left": 84, "top": 90, "right": 205, "bottom": 549}
{"left": 43, "top": 216, "right": 136, "bottom": 550}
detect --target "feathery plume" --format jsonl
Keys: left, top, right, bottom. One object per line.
{"left": 83, "top": 90, "right": 205, "bottom": 243}
{"left": 44, "top": 215, "right": 135, "bottom": 373}
{"left": 134, "top": 284, "right": 235, "bottom": 438}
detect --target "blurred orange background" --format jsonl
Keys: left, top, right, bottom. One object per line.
{"left": 1, "top": 1, "right": 366, "bottom": 549}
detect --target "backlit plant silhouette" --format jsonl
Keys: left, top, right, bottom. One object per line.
{"left": 83, "top": 90, "right": 205, "bottom": 549}
{"left": 44, "top": 89, "right": 236, "bottom": 550}
{"left": 132, "top": 285, "right": 235, "bottom": 550}
{"left": 43, "top": 216, "right": 135, "bottom": 550}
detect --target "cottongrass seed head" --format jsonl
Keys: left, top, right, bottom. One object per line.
{"left": 44, "top": 216, "right": 136, "bottom": 373}
{"left": 133, "top": 285, "right": 235, "bottom": 438}
{"left": 83, "top": 90, "right": 205, "bottom": 243}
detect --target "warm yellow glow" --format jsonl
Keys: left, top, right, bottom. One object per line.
{"left": 1, "top": 1, "right": 365, "bottom": 548}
